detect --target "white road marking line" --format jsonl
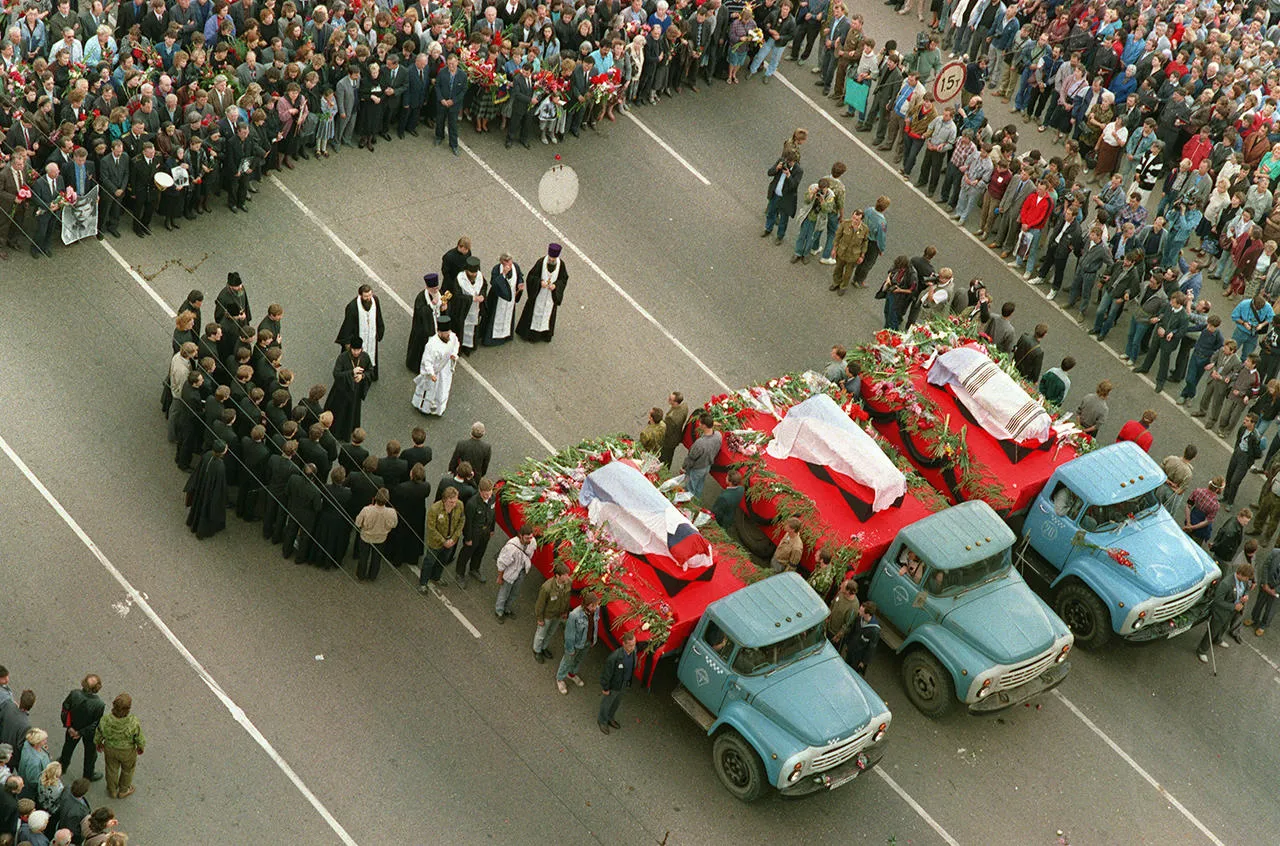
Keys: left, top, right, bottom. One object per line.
{"left": 773, "top": 71, "right": 1231, "bottom": 453}
{"left": 456, "top": 141, "right": 733, "bottom": 393}
{"left": 874, "top": 769, "right": 961, "bottom": 846}
{"left": 1245, "top": 640, "right": 1280, "bottom": 675}
{"left": 270, "top": 174, "right": 557, "bottom": 456}
{"left": 1052, "top": 690, "right": 1226, "bottom": 846}
{"left": 623, "top": 112, "right": 712, "bottom": 185}
{"left": 0, "top": 432, "right": 360, "bottom": 846}
{"left": 406, "top": 565, "right": 483, "bottom": 638}
{"left": 101, "top": 240, "right": 178, "bottom": 318}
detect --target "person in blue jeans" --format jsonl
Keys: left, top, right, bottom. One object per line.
{"left": 762, "top": 152, "right": 802, "bottom": 243}
{"left": 748, "top": 0, "right": 795, "bottom": 81}
{"left": 1180, "top": 315, "right": 1224, "bottom": 404}
{"left": 1232, "top": 292, "right": 1275, "bottom": 359}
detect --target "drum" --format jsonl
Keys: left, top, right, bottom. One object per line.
{"left": 154, "top": 171, "right": 175, "bottom": 190}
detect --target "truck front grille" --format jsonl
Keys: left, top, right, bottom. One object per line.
{"left": 1149, "top": 585, "right": 1206, "bottom": 623}
{"left": 811, "top": 726, "right": 872, "bottom": 772}
{"left": 998, "top": 650, "right": 1057, "bottom": 690}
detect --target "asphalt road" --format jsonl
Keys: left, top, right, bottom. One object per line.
{"left": 1, "top": 9, "right": 1278, "bottom": 843}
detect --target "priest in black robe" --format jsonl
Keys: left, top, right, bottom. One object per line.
{"left": 313, "top": 466, "right": 354, "bottom": 569}
{"left": 185, "top": 440, "right": 229, "bottom": 539}
{"left": 405, "top": 273, "right": 443, "bottom": 372}
{"left": 440, "top": 237, "right": 472, "bottom": 287}
{"left": 325, "top": 339, "right": 373, "bottom": 441}
{"left": 481, "top": 254, "right": 524, "bottom": 346}
{"left": 214, "top": 271, "right": 252, "bottom": 322}
{"left": 335, "top": 285, "right": 386, "bottom": 382}
{"left": 516, "top": 243, "right": 568, "bottom": 342}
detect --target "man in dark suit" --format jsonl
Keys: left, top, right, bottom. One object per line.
{"left": 597, "top": 632, "right": 636, "bottom": 734}
{"left": 382, "top": 54, "right": 404, "bottom": 139}
{"left": 449, "top": 423, "right": 491, "bottom": 478}
{"left": 505, "top": 63, "right": 535, "bottom": 149}
{"left": 2, "top": 113, "right": 37, "bottom": 157}
{"left": 128, "top": 141, "right": 160, "bottom": 236}
{"left": 401, "top": 53, "right": 431, "bottom": 137}
{"left": 1013, "top": 324, "right": 1048, "bottom": 382}
{"left": 1034, "top": 197, "right": 1085, "bottom": 297}
{"left": 377, "top": 440, "right": 410, "bottom": 488}
{"left": 0, "top": 147, "right": 30, "bottom": 258}
{"left": 54, "top": 777, "right": 92, "bottom": 840}
{"left": 338, "top": 430, "right": 370, "bottom": 475}
{"left": 97, "top": 138, "right": 129, "bottom": 238}
{"left": 402, "top": 427, "right": 433, "bottom": 473}
{"left": 30, "top": 163, "right": 65, "bottom": 259}
{"left": 115, "top": 0, "right": 147, "bottom": 38}
{"left": 58, "top": 674, "right": 105, "bottom": 781}
{"left": 434, "top": 52, "right": 467, "bottom": 155}
{"left": 763, "top": 152, "right": 803, "bottom": 244}
{"left": 66, "top": 147, "right": 99, "bottom": 239}
{"left": 223, "top": 123, "right": 253, "bottom": 213}
{"left": 567, "top": 55, "right": 592, "bottom": 138}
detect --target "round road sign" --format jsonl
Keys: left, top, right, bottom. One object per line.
{"left": 932, "top": 61, "right": 967, "bottom": 103}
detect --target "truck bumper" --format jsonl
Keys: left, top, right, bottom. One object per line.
{"left": 1122, "top": 602, "right": 1211, "bottom": 643}
{"left": 778, "top": 742, "right": 887, "bottom": 798}
{"left": 967, "top": 661, "right": 1071, "bottom": 714}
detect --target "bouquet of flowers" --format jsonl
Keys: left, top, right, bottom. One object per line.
{"left": 15, "top": 184, "right": 31, "bottom": 204}
{"left": 586, "top": 67, "right": 622, "bottom": 105}
{"left": 732, "top": 26, "right": 764, "bottom": 53}
{"left": 463, "top": 54, "right": 497, "bottom": 87}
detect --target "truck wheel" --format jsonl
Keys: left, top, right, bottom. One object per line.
{"left": 901, "top": 650, "right": 956, "bottom": 719}
{"left": 1055, "top": 583, "right": 1112, "bottom": 650}
{"left": 712, "top": 730, "right": 768, "bottom": 802}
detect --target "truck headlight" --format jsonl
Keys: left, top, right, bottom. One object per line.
{"left": 873, "top": 722, "right": 888, "bottom": 742}
{"left": 1133, "top": 610, "right": 1147, "bottom": 630}
{"left": 1056, "top": 644, "right": 1071, "bottom": 663}
{"left": 976, "top": 679, "right": 992, "bottom": 698}
{"left": 787, "top": 762, "right": 804, "bottom": 783}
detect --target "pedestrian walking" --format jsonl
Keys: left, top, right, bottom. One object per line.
{"left": 532, "top": 563, "right": 573, "bottom": 663}
{"left": 94, "top": 694, "right": 144, "bottom": 800}
{"left": 494, "top": 526, "right": 537, "bottom": 620}
{"left": 598, "top": 631, "right": 637, "bottom": 734}
{"left": 557, "top": 591, "right": 601, "bottom": 694}
{"left": 57, "top": 676, "right": 104, "bottom": 783}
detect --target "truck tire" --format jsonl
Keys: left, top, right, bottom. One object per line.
{"left": 901, "top": 650, "right": 956, "bottom": 719}
{"left": 1055, "top": 583, "right": 1112, "bottom": 650}
{"left": 712, "top": 730, "right": 768, "bottom": 802}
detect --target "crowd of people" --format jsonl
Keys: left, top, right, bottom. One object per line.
{"left": 0, "top": 670, "right": 141, "bottom": 845}
{"left": 0, "top": 0, "right": 775, "bottom": 259}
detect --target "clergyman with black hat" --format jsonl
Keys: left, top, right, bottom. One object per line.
{"left": 214, "top": 271, "right": 251, "bottom": 322}
{"left": 325, "top": 336, "right": 374, "bottom": 440}
{"left": 336, "top": 283, "right": 386, "bottom": 382}
{"left": 517, "top": 243, "right": 568, "bottom": 342}
{"left": 406, "top": 272, "right": 445, "bottom": 371}
{"left": 185, "top": 438, "right": 229, "bottom": 539}
{"left": 449, "top": 255, "right": 487, "bottom": 356}
{"left": 412, "top": 316, "right": 460, "bottom": 416}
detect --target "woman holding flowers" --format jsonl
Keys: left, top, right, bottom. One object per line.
{"left": 726, "top": 7, "right": 759, "bottom": 85}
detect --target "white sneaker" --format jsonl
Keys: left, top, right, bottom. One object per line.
{"left": 557, "top": 680, "right": 568, "bottom": 694}
{"left": 568, "top": 673, "right": 585, "bottom": 687}
{"left": 1046, "top": 289, "right": 1057, "bottom": 300}
{"left": 1028, "top": 275, "right": 1044, "bottom": 285}
{"left": 1197, "top": 652, "right": 1208, "bottom": 663}
{"left": 819, "top": 257, "right": 836, "bottom": 265}
{"left": 1217, "top": 640, "right": 1230, "bottom": 649}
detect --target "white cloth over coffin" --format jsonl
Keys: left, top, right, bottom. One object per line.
{"left": 765, "top": 394, "right": 906, "bottom": 512}
{"left": 927, "top": 346, "right": 1052, "bottom": 443}
{"left": 579, "top": 461, "right": 712, "bottom": 571}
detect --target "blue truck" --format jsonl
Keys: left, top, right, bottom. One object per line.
{"left": 867, "top": 500, "right": 1074, "bottom": 718}
{"left": 1018, "top": 442, "right": 1220, "bottom": 650}
{"left": 671, "top": 571, "right": 892, "bottom": 801}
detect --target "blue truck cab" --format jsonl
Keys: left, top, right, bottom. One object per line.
{"left": 671, "top": 572, "right": 891, "bottom": 801}
{"left": 868, "top": 500, "right": 1073, "bottom": 718}
{"left": 1020, "top": 441, "right": 1220, "bottom": 650}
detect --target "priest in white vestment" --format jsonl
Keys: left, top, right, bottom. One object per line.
{"left": 412, "top": 316, "right": 461, "bottom": 416}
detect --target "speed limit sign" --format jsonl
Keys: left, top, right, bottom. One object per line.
{"left": 932, "top": 61, "right": 967, "bottom": 104}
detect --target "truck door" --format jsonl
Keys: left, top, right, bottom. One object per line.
{"left": 685, "top": 620, "right": 738, "bottom": 712}
{"left": 869, "top": 543, "right": 933, "bottom": 636}
{"left": 1024, "top": 482, "right": 1084, "bottom": 569}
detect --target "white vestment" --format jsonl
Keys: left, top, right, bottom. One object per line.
{"left": 456, "top": 271, "right": 484, "bottom": 348}
{"left": 531, "top": 260, "right": 558, "bottom": 332}
{"left": 357, "top": 299, "right": 380, "bottom": 366}
{"left": 490, "top": 267, "right": 518, "bottom": 341}
{"left": 412, "top": 333, "right": 460, "bottom": 415}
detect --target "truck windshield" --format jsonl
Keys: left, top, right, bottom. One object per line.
{"left": 1080, "top": 490, "right": 1163, "bottom": 531}
{"left": 928, "top": 551, "right": 1010, "bottom": 595}
{"left": 731, "top": 624, "right": 826, "bottom": 676}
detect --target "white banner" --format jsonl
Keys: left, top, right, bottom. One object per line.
{"left": 61, "top": 186, "right": 99, "bottom": 244}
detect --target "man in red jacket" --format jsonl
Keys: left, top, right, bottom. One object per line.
{"left": 1181, "top": 128, "right": 1213, "bottom": 170}
{"left": 1013, "top": 181, "right": 1054, "bottom": 279}
{"left": 1116, "top": 409, "right": 1157, "bottom": 452}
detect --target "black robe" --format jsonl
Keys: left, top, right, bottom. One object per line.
{"left": 516, "top": 256, "right": 568, "bottom": 342}
{"left": 446, "top": 270, "right": 487, "bottom": 353}
{"left": 324, "top": 350, "right": 373, "bottom": 441}
{"left": 405, "top": 289, "right": 441, "bottom": 372}
{"left": 313, "top": 483, "right": 354, "bottom": 568}
{"left": 185, "top": 451, "right": 228, "bottom": 539}
{"left": 441, "top": 247, "right": 471, "bottom": 288}
{"left": 480, "top": 262, "right": 523, "bottom": 346}
{"left": 388, "top": 478, "right": 432, "bottom": 565}
{"left": 334, "top": 296, "right": 386, "bottom": 380}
